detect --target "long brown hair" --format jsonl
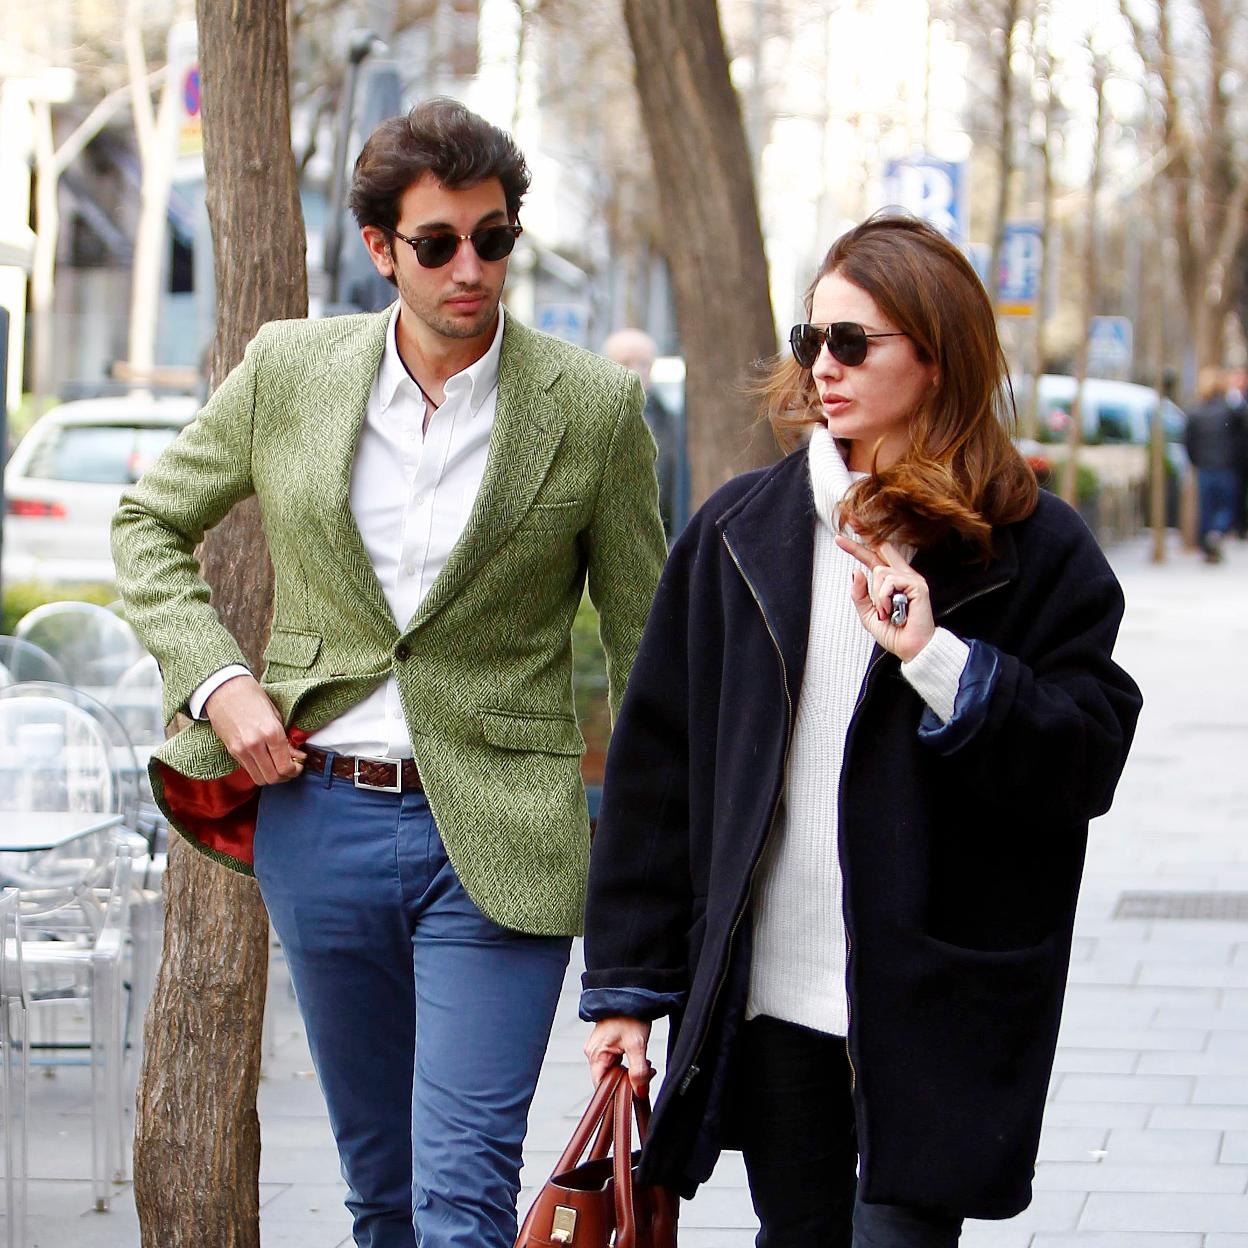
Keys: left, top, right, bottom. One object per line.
{"left": 759, "top": 213, "right": 1037, "bottom": 557}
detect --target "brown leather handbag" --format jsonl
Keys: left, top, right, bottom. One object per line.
{"left": 515, "top": 1065, "right": 679, "bottom": 1247}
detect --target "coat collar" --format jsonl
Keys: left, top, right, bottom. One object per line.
{"left": 717, "top": 448, "right": 1020, "bottom": 684}
{"left": 717, "top": 450, "right": 816, "bottom": 706}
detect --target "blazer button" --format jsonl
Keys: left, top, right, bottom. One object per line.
{"left": 394, "top": 643, "right": 411, "bottom": 662}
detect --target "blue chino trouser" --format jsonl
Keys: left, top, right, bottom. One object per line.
{"left": 254, "top": 764, "right": 572, "bottom": 1248}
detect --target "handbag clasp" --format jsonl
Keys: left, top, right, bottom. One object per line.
{"left": 550, "top": 1205, "right": 577, "bottom": 1243}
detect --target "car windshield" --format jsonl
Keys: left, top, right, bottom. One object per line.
{"left": 23, "top": 423, "right": 181, "bottom": 484}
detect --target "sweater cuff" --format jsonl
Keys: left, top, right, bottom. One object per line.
{"left": 900, "top": 628, "right": 970, "bottom": 724}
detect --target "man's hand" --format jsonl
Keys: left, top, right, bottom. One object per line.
{"left": 585, "top": 1016, "right": 654, "bottom": 1097}
{"left": 205, "top": 674, "right": 305, "bottom": 785}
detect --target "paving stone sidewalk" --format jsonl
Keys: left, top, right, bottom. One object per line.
{"left": 16, "top": 532, "right": 1248, "bottom": 1246}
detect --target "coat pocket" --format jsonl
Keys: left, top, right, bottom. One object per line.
{"left": 262, "top": 628, "right": 322, "bottom": 669}
{"left": 480, "top": 708, "right": 586, "bottom": 756}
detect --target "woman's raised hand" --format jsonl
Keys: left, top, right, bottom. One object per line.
{"left": 584, "top": 1017, "right": 655, "bottom": 1097}
{"left": 834, "top": 536, "right": 936, "bottom": 662}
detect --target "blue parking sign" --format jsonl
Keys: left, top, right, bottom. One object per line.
{"left": 882, "top": 157, "right": 968, "bottom": 244}
{"left": 998, "top": 221, "right": 1043, "bottom": 314}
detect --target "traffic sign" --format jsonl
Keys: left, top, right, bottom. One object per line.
{"left": 1088, "top": 316, "right": 1133, "bottom": 376}
{"left": 998, "top": 221, "right": 1043, "bottom": 316}
{"left": 881, "top": 156, "right": 969, "bottom": 244}
{"left": 536, "top": 303, "right": 588, "bottom": 347}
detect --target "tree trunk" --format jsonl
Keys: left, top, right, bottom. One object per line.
{"left": 1063, "top": 53, "right": 1105, "bottom": 508}
{"left": 29, "top": 102, "right": 58, "bottom": 416}
{"left": 622, "top": 0, "right": 777, "bottom": 506}
{"left": 123, "top": 13, "right": 180, "bottom": 379}
{"left": 1024, "top": 38, "right": 1056, "bottom": 443}
{"left": 987, "top": 0, "right": 1021, "bottom": 316}
{"left": 132, "top": 3, "right": 307, "bottom": 1244}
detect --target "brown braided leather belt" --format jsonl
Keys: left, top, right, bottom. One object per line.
{"left": 303, "top": 746, "right": 423, "bottom": 793}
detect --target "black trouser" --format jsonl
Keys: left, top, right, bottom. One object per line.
{"left": 732, "top": 1016, "right": 963, "bottom": 1248}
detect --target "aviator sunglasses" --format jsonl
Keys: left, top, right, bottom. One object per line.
{"left": 789, "top": 321, "right": 908, "bottom": 369}
{"left": 385, "top": 222, "right": 523, "bottom": 269}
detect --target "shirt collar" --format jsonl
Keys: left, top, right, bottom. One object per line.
{"left": 378, "top": 302, "right": 505, "bottom": 418}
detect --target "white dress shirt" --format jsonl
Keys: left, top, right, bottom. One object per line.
{"left": 190, "top": 303, "right": 504, "bottom": 758}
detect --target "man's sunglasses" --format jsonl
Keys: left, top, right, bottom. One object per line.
{"left": 789, "top": 321, "right": 908, "bottom": 369}
{"left": 386, "top": 223, "right": 523, "bottom": 269}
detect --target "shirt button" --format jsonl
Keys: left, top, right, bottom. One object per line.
{"left": 413, "top": 493, "right": 427, "bottom": 508}
{"left": 395, "top": 643, "right": 411, "bottom": 662}
{"left": 402, "top": 561, "right": 417, "bottom": 576}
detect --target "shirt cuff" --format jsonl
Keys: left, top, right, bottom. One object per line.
{"left": 188, "top": 665, "right": 252, "bottom": 721}
{"left": 900, "top": 628, "right": 970, "bottom": 724}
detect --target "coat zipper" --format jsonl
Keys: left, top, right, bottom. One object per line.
{"left": 839, "top": 647, "right": 886, "bottom": 1091}
{"left": 678, "top": 532, "right": 796, "bottom": 1096}
{"left": 839, "top": 572, "right": 1010, "bottom": 1092}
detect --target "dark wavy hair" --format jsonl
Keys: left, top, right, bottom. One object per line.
{"left": 348, "top": 97, "right": 530, "bottom": 232}
{"left": 757, "top": 213, "right": 1037, "bottom": 558}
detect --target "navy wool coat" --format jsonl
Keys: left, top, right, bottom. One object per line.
{"left": 581, "top": 448, "right": 1142, "bottom": 1219}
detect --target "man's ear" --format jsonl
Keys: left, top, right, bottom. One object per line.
{"left": 361, "top": 226, "right": 394, "bottom": 279}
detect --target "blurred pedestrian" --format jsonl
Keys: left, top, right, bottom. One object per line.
{"left": 1184, "top": 367, "right": 1245, "bottom": 562}
{"left": 113, "top": 97, "right": 665, "bottom": 1248}
{"left": 1223, "top": 366, "right": 1248, "bottom": 539}
{"left": 604, "top": 327, "right": 680, "bottom": 537}
{"left": 580, "top": 214, "right": 1142, "bottom": 1247}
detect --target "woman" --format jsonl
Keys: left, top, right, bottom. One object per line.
{"left": 579, "top": 214, "right": 1142, "bottom": 1247}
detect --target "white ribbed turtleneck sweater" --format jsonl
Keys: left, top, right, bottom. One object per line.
{"left": 744, "top": 424, "right": 969, "bottom": 1036}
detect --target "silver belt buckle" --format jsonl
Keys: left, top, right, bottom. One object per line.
{"left": 353, "top": 755, "right": 403, "bottom": 792}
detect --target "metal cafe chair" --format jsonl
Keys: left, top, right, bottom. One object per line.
{"left": 0, "top": 888, "right": 28, "bottom": 1248}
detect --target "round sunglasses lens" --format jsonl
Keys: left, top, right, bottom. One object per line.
{"left": 828, "top": 324, "right": 868, "bottom": 366}
{"left": 473, "top": 227, "right": 517, "bottom": 262}
{"left": 414, "top": 235, "right": 459, "bottom": 268}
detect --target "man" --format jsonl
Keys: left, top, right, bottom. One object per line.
{"left": 112, "top": 98, "right": 666, "bottom": 1248}
{"left": 603, "top": 327, "right": 682, "bottom": 536}
{"left": 1223, "top": 365, "right": 1248, "bottom": 538}
{"left": 1184, "top": 366, "right": 1245, "bottom": 563}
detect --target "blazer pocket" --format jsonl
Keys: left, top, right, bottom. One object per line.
{"left": 479, "top": 708, "right": 586, "bottom": 756}
{"left": 263, "top": 628, "right": 322, "bottom": 669}
{"left": 517, "top": 498, "right": 584, "bottom": 532}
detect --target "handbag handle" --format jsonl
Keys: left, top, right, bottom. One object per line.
{"left": 612, "top": 1071, "right": 639, "bottom": 1248}
{"left": 612, "top": 1079, "right": 678, "bottom": 1248}
{"left": 548, "top": 1063, "right": 629, "bottom": 1176}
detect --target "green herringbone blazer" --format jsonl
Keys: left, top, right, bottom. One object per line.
{"left": 111, "top": 308, "right": 666, "bottom": 935}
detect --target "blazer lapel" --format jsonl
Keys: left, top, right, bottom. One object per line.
{"left": 406, "top": 317, "right": 570, "bottom": 634}
{"left": 307, "top": 309, "right": 397, "bottom": 637}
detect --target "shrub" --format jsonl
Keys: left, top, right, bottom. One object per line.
{"left": 2, "top": 581, "right": 117, "bottom": 636}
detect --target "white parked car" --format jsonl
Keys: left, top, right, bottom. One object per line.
{"left": 3, "top": 395, "right": 197, "bottom": 585}
{"left": 1018, "top": 374, "right": 1186, "bottom": 452}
